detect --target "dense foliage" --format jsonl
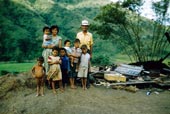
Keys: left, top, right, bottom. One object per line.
{"left": 0, "top": 0, "right": 169, "bottom": 65}
{"left": 0, "top": 0, "right": 111, "bottom": 64}
{"left": 92, "top": 2, "right": 170, "bottom": 63}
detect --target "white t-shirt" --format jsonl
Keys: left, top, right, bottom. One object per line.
{"left": 80, "top": 53, "right": 90, "bottom": 68}
{"left": 64, "top": 47, "right": 72, "bottom": 54}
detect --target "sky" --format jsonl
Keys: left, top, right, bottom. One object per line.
{"left": 110, "top": 0, "right": 170, "bottom": 25}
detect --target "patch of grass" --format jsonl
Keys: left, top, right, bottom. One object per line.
{"left": 111, "top": 54, "right": 134, "bottom": 64}
{"left": 0, "top": 62, "right": 35, "bottom": 74}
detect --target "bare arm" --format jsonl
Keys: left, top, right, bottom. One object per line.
{"left": 58, "top": 39, "right": 62, "bottom": 48}
{"left": 48, "top": 60, "right": 61, "bottom": 65}
{"left": 90, "top": 44, "right": 93, "bottom": 58}
{"left": 42, "top": 44, "right": 55, "bottom": 49}
{"left": 31, "top": 66, "right": 35, "bottom": 77}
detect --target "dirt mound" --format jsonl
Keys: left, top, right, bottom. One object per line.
{"left": 0, "top": 72, "right": 36, "bottom": 99}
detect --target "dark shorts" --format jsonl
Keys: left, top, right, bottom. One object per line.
{"left": 68, "top": 63, "right": 77, "bottom": 78}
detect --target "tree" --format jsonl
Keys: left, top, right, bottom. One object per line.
{"left": 92, "top": 2, "right": 170, "bottom": 63}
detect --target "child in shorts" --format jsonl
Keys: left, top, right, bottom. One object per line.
{"left": 70, "top": 39, "right": 82, "bottom": 88}
{"left": 32, "top": 57, "right": 46, "bottom": 96}
{"left": 77, "top": 45, "right": 90, "bottom": 90}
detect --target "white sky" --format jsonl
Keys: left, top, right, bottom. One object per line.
{"left": 110, "top": 0, "right": 170, "bottom": 25}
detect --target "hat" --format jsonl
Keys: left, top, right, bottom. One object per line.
{"left": 81, "top": 20, "right": 89, "bottom": 26}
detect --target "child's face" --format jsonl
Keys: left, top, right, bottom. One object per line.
{"left": 37, "top": 61, "right": 43, "bottom": 66}
{"left": 52, "top": 50, "right": 58, "bottom": 56}
{"left": 60, "top": 50, "right": 66, "bottom": 56}
{"left": 44, "top": 29, "right": 50, "bottom": 35}
{"left": 65, "top": 42, "right": 71, "bottom": 47}
{"left": 74, "top": 42, "right": 80, "bottom": 48}
{"left": 82, "top": 48, "right": 87, "bottom": 54}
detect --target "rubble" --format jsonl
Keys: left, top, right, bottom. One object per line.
{"left": 91, "top": 63, "right": 170, "bottom": 92}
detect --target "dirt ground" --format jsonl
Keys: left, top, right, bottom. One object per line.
{"left": 0, "top": 82, "right": 170, "bottom": 114}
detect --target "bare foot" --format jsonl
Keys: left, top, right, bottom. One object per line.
{"left": 73, "top": 86, "right": 77, "bottom": 89}
{"left": 71, "top": 85, "right": 76, "bottom": 89}
{"left": 60, "top": 89, "right": 64, "bottom": 93}
{"left": 53, "top": 90, "right": 57, "bottom": 94}
{"left": 35, "top": 94, "right": 39, "bottom": 97}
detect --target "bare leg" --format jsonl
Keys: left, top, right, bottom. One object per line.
{"left": 69, "top": 78, "right": 73, "bottom": 88}
{"left": 52, "top": 81, "right": 56, "bottom": 94}
{"left": 81, "top": 78, "right": 84, "bottom": 89}
{"left": 36, "top": 79, "right": 41, "bottom": 96}
{"left": 59, "top": 80, "right": 64, "bottom": 92}
{"left": 72, "top": 78, "right": 76, "bottom": 89}
{"left": 40, "top": 78, "right": 44, "bottom": 96}
{"left": 84, "top": 78, "right": 87, "bottom": 90}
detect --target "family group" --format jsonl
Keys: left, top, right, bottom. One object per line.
{"left": 31, "top": 20, "right": 93, "bottom": 96}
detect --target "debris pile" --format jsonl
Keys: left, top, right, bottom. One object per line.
{"left": 91, "top": 63, "right": 170, "bottom": 92}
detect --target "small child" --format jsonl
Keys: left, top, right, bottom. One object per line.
{"left": 43, "top": 26, "right": 52, "bottom": 46}
{"left": 60, "top": 48, "right": 70, "bottom": 89}
{"left": 31, "top": 57, "right": 45, "bottom": 96}
{"left": 69, "top": 39, "right": 82, "bottom": 88}
{"left": 47, "top": 47, "right": 64, "bottom": 94}
{"left": 77, "top": 44, "right": 90, "bottom": 90}
{"left": 64, "top": 40, "right": 74, "bottom": 67}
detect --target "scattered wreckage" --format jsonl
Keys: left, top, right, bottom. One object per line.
{"left": 90, "top": 63, "right": 170, "bottom": 93}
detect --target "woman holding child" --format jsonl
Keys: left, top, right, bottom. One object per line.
{"left": 42, "top": 25, "right": 62, "bottom": 74}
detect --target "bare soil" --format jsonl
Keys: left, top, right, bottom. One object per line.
{"left": 0, "top": 72, "right": 170, "bottom": 114}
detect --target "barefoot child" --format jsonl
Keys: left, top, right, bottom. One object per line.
{"left": 77, "top": 44, "right": 90, "bottom": 90}
{"left": 47, "top": 47, "right": 64, "bottom": 94}
{"left": 60, "top": 48, "right": 70, "bottom": 89}
{"left": 69, "top": 39, "right": 82, "bottom": 89}
{"left": 32, "top": 57, "right": 45, "bottom": 96}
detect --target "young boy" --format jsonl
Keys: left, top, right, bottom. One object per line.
{"left": 70, "top": 39, "right": 82, "bottom": 88}
{"left": 77, "top": 44, "right": 90, "bottom": 90}
{"left": 32, "top": 57, "right": 45, "bottom": 96}
{"left": 43, "top": 26, "right": 52, "bottom": 46}
{"left": 60, "top": 48, "right": 70, "bottom": 89}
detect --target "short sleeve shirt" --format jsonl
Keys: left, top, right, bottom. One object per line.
{"left": 52, "top": 35, "right": 62, "bottom": 47}
{"left": 80, "top": 53, "right": 90, "bottom": 68}
{"left": 76, "top": 31, "right": 93, "bottom": 50}
{"left": 71, "top": 47, "right": 82, "bottom": 63}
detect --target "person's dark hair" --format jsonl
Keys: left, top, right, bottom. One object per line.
{"left": 37, "top": 56, "right": 44, "bottom": 62}
{"left": 52, "top": 46, "right": 59, "bottom": 52}
{"left": 50, "top": 25, "right": 59, "bottom": 33}
{"left": 81, "top": 44, "right": 87, "bottom": 49}
{"left": 64, "top": 39, "right": 71, "bottom": 45}
{"left": 43, "top": 26, "right": 50, "bottom": 32}
{"left": 74, "top": 39, "right": 80, "bottom": 43}
{"left": 60, "top": 48, "right": 67, "bottom": 53}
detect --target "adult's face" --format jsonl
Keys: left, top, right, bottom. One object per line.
{"left": 81, "top": 25, "right": 88, "bottom": 32}
{"left": 51, "top": 28, "right": 58, "bottom": 36}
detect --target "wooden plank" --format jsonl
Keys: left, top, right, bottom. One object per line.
{"left": 109, "top": 81, "right": 155, "bottom": 86}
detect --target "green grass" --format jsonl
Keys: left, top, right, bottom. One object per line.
{"left": 0, "top": 62, "right": 35, "bottom": 75}
{"left": 111, "top": 54, "right": 134, "bottom": 64}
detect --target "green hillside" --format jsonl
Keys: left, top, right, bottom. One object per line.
{"left": 0, "top": 0, "right": 169, "bottom": 65}
{"left": 0, "top": 0, "right": 111, "bottom": 62}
